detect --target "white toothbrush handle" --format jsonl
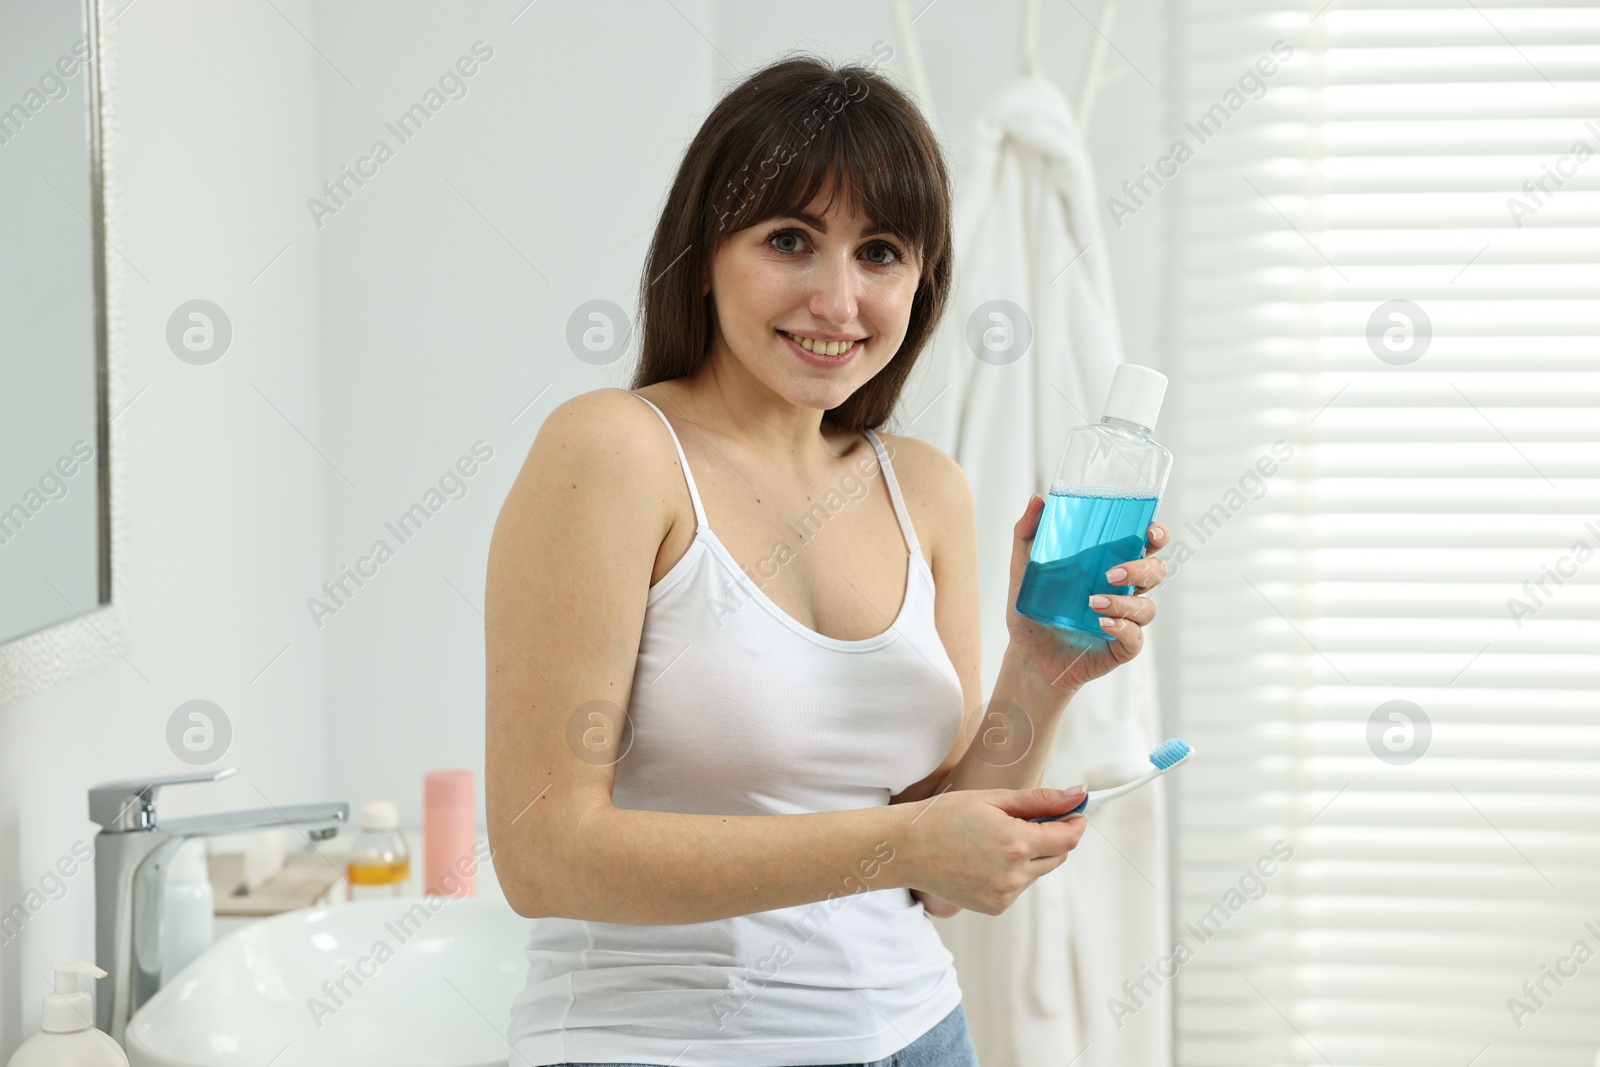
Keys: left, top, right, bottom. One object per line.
{"left": 1078, "top": 766, "right": 1162, "bottom": 815}
{"left": 1031, "top": 765, "right": 1164, "bottom": 822}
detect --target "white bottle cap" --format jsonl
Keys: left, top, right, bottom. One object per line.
{"left": 167, "top": 839, "right": 209, "bottom": 884}
{"left": 1101, "top": 364, "right": 1168, "bottom": 432}
{"left": 42, "top": 961, "right": 104, "bottom": 1033}
{"left": 360, "top": 800, "right": 400, "bottom": 831}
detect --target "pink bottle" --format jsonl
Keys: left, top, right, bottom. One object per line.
{"left": 423, "top": 769, "right": 477, "bottom": 897}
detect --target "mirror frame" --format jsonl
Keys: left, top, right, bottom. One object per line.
{"left": 0, "top": 0, "right": 126, "bottom": 707}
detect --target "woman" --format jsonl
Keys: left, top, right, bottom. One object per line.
{"left": 485, "top": 53, "right": 1168, "bottom": 1067}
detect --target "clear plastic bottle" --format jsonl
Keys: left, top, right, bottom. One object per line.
{"left": 160, "top": 839, "right": 213, "bottom": 985}
{"left": 346, "top": 800, "right": 411, "bottom": 900}
{"left": 1015, "top": 364, "right": 1173, "bottom": 641}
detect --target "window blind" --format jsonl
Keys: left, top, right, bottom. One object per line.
{"left": 1166, "top": 3, "right": 1600, "bottom": 1063}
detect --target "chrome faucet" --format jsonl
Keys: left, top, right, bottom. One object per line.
{"left": 88, "top": 767, "right": 348, "bottom": 1044}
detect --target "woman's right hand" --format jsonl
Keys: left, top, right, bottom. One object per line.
{"left": 903, "top": 787, "right": 1088, "bottom": 916}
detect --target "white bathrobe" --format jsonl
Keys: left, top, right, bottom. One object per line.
{"left": 897, "top": 73, "right": 1173, "bottom": 1066}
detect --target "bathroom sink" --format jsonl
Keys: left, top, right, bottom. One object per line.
{"left": 124, "top": 898, "right": 528, "bottom": 1067}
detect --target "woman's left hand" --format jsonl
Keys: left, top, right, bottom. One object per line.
{"left": 1004, "top": 493, "right": 1169, "bottom": 694}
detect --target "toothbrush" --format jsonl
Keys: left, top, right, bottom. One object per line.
{"left": 1029, "top": 738, "right": 1194, "bottom": 822}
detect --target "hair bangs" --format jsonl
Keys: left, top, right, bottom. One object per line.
{"left": 709, "top": 87, "right": 936, "bottom": 266}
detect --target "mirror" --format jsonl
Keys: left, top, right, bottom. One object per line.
{"left": 0, "top": 0, "right": 109, "bottom": 646}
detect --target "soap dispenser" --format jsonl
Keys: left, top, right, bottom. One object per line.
{"left": 5, "top": 962, "right": 130, "bottom": 1067}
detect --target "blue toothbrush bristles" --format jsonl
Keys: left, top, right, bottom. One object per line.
{"left": 1149, "top": 738, "right": 1192, "bottom": 770}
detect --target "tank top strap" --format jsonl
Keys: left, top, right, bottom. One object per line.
{"left": 631, "top": 393, "right": 708, "bottom": 529}
{"left": 863, "top": 428, "right": 921, "bottom": 558}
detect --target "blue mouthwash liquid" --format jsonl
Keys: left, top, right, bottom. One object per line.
{"left": 1015, "top": 485, "right": 1160, "bottom": 640}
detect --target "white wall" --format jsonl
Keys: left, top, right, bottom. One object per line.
{"left": 0, "top": 0, "right": 1165, "bottom": 1052}
{"left": 0, "top": 0, "right": 327, "bottom": 1054}
{"left": 312, "top": 0, "right": 718, "bottom": 837}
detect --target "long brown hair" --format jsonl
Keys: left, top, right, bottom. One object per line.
{"left": 629, "top": 51, "right": 953, "bottom": 433}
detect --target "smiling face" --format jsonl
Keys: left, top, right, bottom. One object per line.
{"left": 700, "top": 177, "right": 922, "bottom": 414}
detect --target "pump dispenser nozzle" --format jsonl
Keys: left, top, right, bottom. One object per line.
{"left": 4, "top": 961, "right": 129, "bottom": 1065}
{"left": 43, "top": 962, "right": 105, "bottom": 1033}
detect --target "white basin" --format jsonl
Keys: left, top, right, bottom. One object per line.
{"left": 124, "top": 898, "right": 528, "bottom": 1067}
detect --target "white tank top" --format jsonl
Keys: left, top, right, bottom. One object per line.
{"left": 507, "top": 392, "right": 967, "bottom": 1066}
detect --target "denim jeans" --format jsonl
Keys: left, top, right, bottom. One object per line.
{"left": 551, "top": 999, "right": 980, "bottom": 1067}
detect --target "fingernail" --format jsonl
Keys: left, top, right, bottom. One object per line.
{"left": 1099, "top": 617, "right": 1116, "bottom": 631}
{"left": 1089, "top": 595, "right": 1109, "bottom": 609}
{"left": 1063, "top": 785, "right": 1086, "bottom": 798}
{"left": 1106, "top": 567, "right": 1128, "bottom": 583}
{"left": 1151, "top": 525, "right": 1164, "bottom": 540}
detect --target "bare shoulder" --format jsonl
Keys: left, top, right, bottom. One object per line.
{"left": 539, "top": 387, "right": 666, "bottom": 451}
{"left": 872, "top": 430, "right": 972, "bottom": 510}
{"left": 493, "top": 387, "right": 677, "bottom": 538}
{"left": 516, "top": 387, "right": 670, "bottom": 479}
{"left": 871, "top": 430, "right": 974, "bottom": 564}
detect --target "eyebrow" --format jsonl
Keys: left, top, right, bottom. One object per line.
{"left": 783, "top": 211, "right": 897, "bottom": 238}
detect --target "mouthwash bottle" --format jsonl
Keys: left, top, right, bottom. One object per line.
{"left": 1015, "top": 364, "right": 1172, "bottom": 641}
